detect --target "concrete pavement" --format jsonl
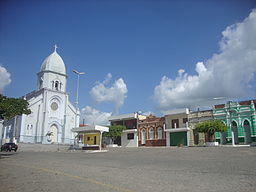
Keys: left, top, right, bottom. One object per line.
{"left": 0, "top": 146, "right": 255, "bottom": 192}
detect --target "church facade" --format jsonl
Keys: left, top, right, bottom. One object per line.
{"left": 2, "top": 47, "right": 79, "bottom": 144}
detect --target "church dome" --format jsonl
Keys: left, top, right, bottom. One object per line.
{"left": 40, "top": 48, "right": 66, "bottom": 74}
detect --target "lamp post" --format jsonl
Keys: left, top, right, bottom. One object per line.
{"left": 135, "top": 111, "right": 141, "bottom": 148}
{"left": 73, "top": 70, "right": 85, "bottom": 110}
{"left": 73, "top": 70, "right": 85, "bottom": 147}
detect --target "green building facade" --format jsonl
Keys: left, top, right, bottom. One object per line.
{"left": 213, "top": 100, "right": 256, "bottom": 144}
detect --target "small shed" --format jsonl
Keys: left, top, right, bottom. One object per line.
{"left": 71, "top": 125, "right": 109, "bottom": 150}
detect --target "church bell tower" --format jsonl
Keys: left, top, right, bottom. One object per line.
{"left": 37, "top": 45, "right": 67, "bottom": 92}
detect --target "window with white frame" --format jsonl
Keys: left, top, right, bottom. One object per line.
{"left": 149, "top": 128, "right": 154, "bottom": 140}
{"left": 157, "top": 127, "right": 163, "bottom": 139}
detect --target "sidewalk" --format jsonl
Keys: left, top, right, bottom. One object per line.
{"left": 17, "top": 143, "right": 70, "bottom": 152}
{"left": 15, "top": 143, "right": 109, "bottom": 153}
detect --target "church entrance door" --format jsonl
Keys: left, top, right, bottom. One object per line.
{"left": 50, "top": 125, "right": 58, "bottom": 143}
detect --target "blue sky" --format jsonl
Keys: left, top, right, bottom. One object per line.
{"left": 0, "top": 0, "right": 256, "bottom": 124}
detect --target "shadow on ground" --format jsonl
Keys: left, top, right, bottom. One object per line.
{"left": 0, "top": 152, "right": 17, "bottom": 159}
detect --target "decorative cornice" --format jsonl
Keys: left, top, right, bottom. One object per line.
{"left": 37, "top": 70, "right": 68, "bottom": 78}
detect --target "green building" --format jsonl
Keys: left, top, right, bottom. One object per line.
{"left": 213, "top": 100, "right": 256, "bottom": 144}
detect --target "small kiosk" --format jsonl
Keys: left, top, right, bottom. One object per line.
{"left": 71, "top": 125, "right": 109, "bottom": 150}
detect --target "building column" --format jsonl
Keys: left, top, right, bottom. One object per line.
{"left": 166, "top": 131, "right": 170, "bottom": 146}
{"left": 187, "top": 130, "right": 190, "bottom": 147}
{"left": 136, "top": 131, "right": 139, "bottom": 147}
{"left": 58, "top": 128, "right": 62, "bottom": 144}
{"left": 252, "top": 111, "right": 256, "bottom": 136}
{"left": 99, "top": 131, "right": 102, "bottom": 151}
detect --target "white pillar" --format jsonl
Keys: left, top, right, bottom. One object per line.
{"left": 166, "top": 131, "right": 170, "bottom": 146}
{"left": 58, "top": 131, "right": 62, "bottom": 144}
{"left": 19, "top": 114, "right": 26, "bottom": 142}
{"left": 3, "top": 126, "right": 7, "bottom": 140}
{"left": 231, "top": 131, "right": 235, "bottom": 146}
{"left": 136, "top": 131, "right": 139, "bottom": 147}
{"left": 99, "top": 131, "right": 102, "bottom": 151}
{"left": 230, "top": 120, "right": 235, "bottom": 146}
{"left": 186, "top": 122, "right": 190, "bottom": 147}
{"left": 187, "top": 130, "right": 190, "bottom": 147}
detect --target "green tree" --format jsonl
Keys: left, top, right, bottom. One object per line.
{"left": 103, "top": 125, "right": 126, "bottom": 145}
{"left": 195, "top": 120, "right": 227, "bottom": 142}
{"left": 0, "top": 94, "right": 31, "bottom": 120}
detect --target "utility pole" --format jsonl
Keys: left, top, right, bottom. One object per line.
{"left": 73, "top": 70, "right": 85, "bottom": 147}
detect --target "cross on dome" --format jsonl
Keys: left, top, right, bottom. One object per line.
{"left": 54, "top": 44, "right": 58, "bottom": 52}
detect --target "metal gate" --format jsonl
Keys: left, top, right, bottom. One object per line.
{"left": 170, "top": 132, "right": 187, "bottom": 146}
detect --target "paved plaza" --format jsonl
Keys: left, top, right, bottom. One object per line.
{"left": 0, "top": 146, "right": 255, "bottom": 192}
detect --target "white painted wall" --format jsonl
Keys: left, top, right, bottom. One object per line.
{"left": 166, "top": 132, "right": 170, "bottom": 146}
{"left": 121, "top": 130, "right": 138, "bottom": 147}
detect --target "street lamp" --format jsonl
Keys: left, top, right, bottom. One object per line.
{"left": 73, "top": 70, "right": 85, "bottom": 110}
{"left": 73, "top": 70, "right": 85, "bottom": 147}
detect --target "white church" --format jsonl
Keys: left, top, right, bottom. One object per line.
{"left": 2, "top": 47, "right": 79, "bottom": 144}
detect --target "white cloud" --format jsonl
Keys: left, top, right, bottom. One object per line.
{"left": 142, "top": 111, "right": 155, "bottom": 116}
{"left": 90, "top": 73, "right": 128, "bottom": 114}
{"left": 80, "top": 106, "right": 112, "bottom": 126}
{"left": 80, "top": 74, "right": 127, "bottom": 126}
{"left": 0, "top": 65, "right": 11, "bottom": 93}
{"left": 154, "top": 9, "right": 256, "bottom": 111}
{"left": 103, "top": 73, "right": 112, "bottom": 85}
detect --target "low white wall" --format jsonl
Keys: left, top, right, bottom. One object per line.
{"left": 206, "top": 142, "right": 219, "bottom": 146}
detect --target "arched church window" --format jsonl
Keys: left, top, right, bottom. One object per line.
{"left": 29, "top": 125, "right": 33, "bottom": 136}
{"left": 39, "top": 77, "right": 43, "bottom": 89}
{"left": 55, "top": 81, "right": 59, "bottom": 90}
{"left": 26, "top": 125, "right": 30, "bottom": 135}
{"left": 39, "top": 80, "right": 43, "bottom": 89}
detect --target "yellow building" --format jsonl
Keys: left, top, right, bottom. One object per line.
{"left": 83, "top": 132, "right": 100, "bottom": 145}
{"left": 71, "top": 125, "right": 109, "bottom": 150}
